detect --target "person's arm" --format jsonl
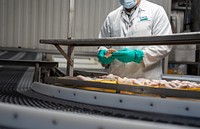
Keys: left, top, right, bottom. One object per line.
{"left": 97, "top": 16, "right": 115, "bottom": 65}
{"left": 98, "top": 16, "right": 112, "bottom": 51}
{"left": 143, "top": 6, "right": 173, "bottom": 68}
{"left": 99, "top": 16, "right": 111, "bottom": 38}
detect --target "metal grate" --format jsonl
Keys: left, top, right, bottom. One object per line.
{"left": 0, "top": 51, "right": 19, "bottom": 59}
{"left": 0, "top": 51, "right": 38, "bottom": 61}
{"left": 20, "top": 52, "right": 37, "bottom": 60}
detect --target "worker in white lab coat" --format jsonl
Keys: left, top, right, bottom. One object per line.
{"left": 98, "top": 0, "right": 173, "bottom": 79}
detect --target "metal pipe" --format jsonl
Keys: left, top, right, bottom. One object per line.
{"left": 66, "top": 0, "right": 75, "bottom": 76}
{"left": 40, "top": 32, "right": 200, "bottom": 46}
{"left": 68, "top": 0, "right": 75, "bottom": 39}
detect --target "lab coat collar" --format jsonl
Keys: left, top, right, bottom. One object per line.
{"left": 138, "top": 0, "right": 147, "bottom": 11}
{"left": 120, "top": 7, "right": 129, "bottom": 24}
{"left": 130, "top": 0, "right": 146, "bottom": 20}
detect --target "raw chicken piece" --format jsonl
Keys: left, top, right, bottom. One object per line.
{"left": 177, "top": 83, "right": 188, "bottom": 88}
{"left": 149, "top": 80, "right": 160, "bottom": 87}
{"left": 168, "top": 82, "right": 179, "bottom": 88}
{"left": 77, "top": 75, "right": 93, "bottom": 81}
{"left": 131, "top": 79, "right": 144, "bottom": 86}
{"left": 117, "top": 77, "right": 150, "bottom": 86}
{"left": 105, "top": 48, "right": 117, "bottom": 58}
{"left": 163, "top": 83, "right": 174, "bottom": 89}
{"left": 171, "top": 80, "right": 181, "bottom": 83}
{"left": 186, "top": 82, "right": 199, "bottom": 88}
{"left": 99, "top": 74, "right": 119, "bottom": 81}
{"left": 77, "top": 74, "right": 200, "bottom": 90}
{"left": 159, "top": 80, "right": 168, "bottom": 87}
{"left": 137, "top": 78, "right": 151, "bottom": 86}
{"left": 117, "top": 77, "right": 135, "bottom": 85}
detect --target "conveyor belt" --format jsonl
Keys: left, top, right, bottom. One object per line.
{"left": 0, "top": 50, "right": 200, "bottom": 128}
{"left": 0, "top": 67, "right": 199, "bottom": 128}
{"left": 0, "top": 51, "right": 63, "bottom": 110}
{"left": 2, "top": 74, "right": 200, "bottom": 128}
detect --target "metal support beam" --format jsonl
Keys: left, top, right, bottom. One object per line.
{"left": 67, "top": 46, "right": 74, "bottom": 76}
{"left": 163, "top": 56, "right": 169, "bottom": 74}
{"left": 54, "top": 45, "right": 74, "bottom": 66}
{"left": 54, "top": 45, "right": 74, "bottom": 76}
{"left": 34, "top": 63, "right": 40, "bottom": 82}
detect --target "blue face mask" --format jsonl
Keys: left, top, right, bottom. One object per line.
{"left": 119, "top": 0, "right": 137, "bottom": 9}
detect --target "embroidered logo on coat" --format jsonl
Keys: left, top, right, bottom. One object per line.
{"left": 139, "top": 16, "right": 149, "bottom": 21}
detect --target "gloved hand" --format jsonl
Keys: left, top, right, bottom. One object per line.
{"left": 112, "top": 48, "right": 144, "bottom": 63}
{"left": 97, "top": 49, "right": 115, "bottom": 64}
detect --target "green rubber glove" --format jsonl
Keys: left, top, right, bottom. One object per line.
{"left": 97, "top": 49, "right": 115, "bottom": 64}
{"left": 112, "top": 48, "right": 144, "bottom": 63}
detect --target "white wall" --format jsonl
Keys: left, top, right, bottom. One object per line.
{"left": 0, "top": 0, "right": 69, "bottom": 50}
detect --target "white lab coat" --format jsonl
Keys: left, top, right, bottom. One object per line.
{"left": 99, "top": 0, "right": 173, "bottom": 79}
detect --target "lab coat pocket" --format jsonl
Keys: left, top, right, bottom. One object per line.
{"left": 135, "top": 21, "right": 152, "bottom": 36}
